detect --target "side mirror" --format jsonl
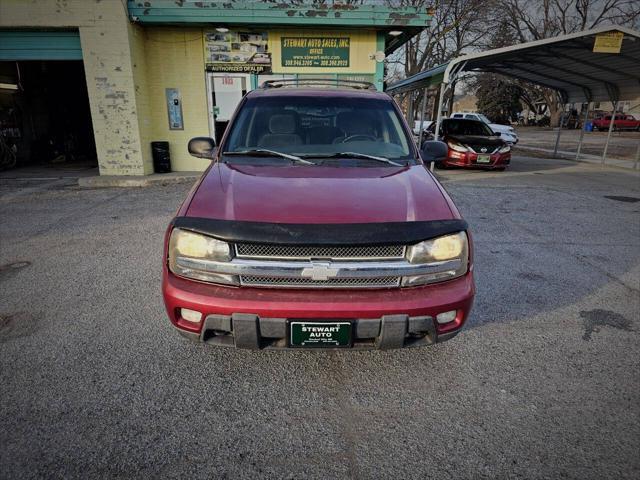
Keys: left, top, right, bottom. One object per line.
{"left": 494, "top": 131, "right": 501, "bottom": 137}
{"left": 188, "top": 137, "right": 216, "bottom": 159}
{"left": 420, "top": 140, "right": 448, "bottom": 163}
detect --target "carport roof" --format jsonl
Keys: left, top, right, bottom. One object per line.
{"left": 386, "top": 26, "right": 640, "bottom": 103}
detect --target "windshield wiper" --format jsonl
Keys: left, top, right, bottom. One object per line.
{"left": 222, "top": 149, "right": 315, "bottom": 165}
{"left": 300, "top": 152, "right": 403, "bottom": 167}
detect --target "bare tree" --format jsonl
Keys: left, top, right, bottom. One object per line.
{"left": 497, "top": 0, "right": 640, "bottom": 124}
{"left": 385, "top": 0, "right": 497, "bottom": 121}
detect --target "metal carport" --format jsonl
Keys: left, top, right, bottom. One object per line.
{"left": 386, "top": 26, "right": 640, "bottom": 168}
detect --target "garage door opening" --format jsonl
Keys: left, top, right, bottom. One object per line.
{"left": 0, "top": 60, "right": 97, "bottom": 170}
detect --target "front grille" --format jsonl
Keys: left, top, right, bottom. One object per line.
{"left": 235, "top": 244, "right": 405, "bottom": 260}
{"left": 467, "top": 145, "right": 498, "bottom": 154}
{"left": 240, "top": 275, "right": 401, "bottom": 289}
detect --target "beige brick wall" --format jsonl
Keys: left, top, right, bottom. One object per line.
{"left": 0, "top": 0, "right": 151, "bottom": 175}
{"left": 145, "top": 27, "right": 210, "bottom": 172}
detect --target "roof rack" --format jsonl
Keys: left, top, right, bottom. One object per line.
{"left": 260, "top": 78, "right": 377, "bottom": 91}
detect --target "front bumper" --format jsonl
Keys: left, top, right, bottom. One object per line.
{"left": 162, "top": 269, "right": 475, "bottom": 350}
{"left": 444, "top": 151, "right": 511, "bottom": 169}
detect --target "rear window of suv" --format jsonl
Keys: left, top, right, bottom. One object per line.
{"left": 223, "top": 95, "right": 415, "bottom": 163}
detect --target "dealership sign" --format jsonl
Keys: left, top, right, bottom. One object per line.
{"left": 281, "top": 37, "right": 350, "bottom": 68}
{"left": 593, "top": 31, "right": 624, "bottom": 53}
{"left": 204, "top": 30, "right": 272, "bottom": 73}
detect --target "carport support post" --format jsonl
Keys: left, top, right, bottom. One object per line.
{"left": 634, "top": 143, "right": 639, "bottom": 170}
{"left": 553, "top": 104, "right": 565, "bottom": 158}
{"left": 407, "top": 92, "right": 415, "bottom": 129}
{"left": 602, "top": 101, "right": 618, "bottom": 165}
{"left": 432, "top": 82, "right": 447, "bottom": 172}
{"left": 575, "top": 102, "right": 590, "bottom": 161}
{"left": 418, "top": 87, "right": 428, "bottom": 146}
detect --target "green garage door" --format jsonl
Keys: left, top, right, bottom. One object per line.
{"left": 0, "top": 30, "right": 82, "bottom": 61}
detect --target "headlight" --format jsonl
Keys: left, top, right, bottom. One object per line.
{"left": 447, "top": 141, "right": 468, "bottom": 153}
{"left": 168, "top": 228, "right": 238, "bottom": 285}
{"left": 498, "top": 145, "right": 511, "bottom": 153}
{"left": 402, "top": 232, "right": 469, "bottom": 287}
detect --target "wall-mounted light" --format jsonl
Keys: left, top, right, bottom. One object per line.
{"left": 389, "top": 31, "right": 403, "bottom": 37}
{"left": 216, "top": 27, "right": 229, "bottom": 33}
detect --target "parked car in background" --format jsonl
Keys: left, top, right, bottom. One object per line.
{"left": 451, "top": 112, "right": 518, "bottom": 144}
{"left": 162, "top": 80, "right": 475, "bottom": 350}
{"left": 426, "top": 118, "right": 511, "bottom": 170}
{"left": 413, "top": 120, "right": 433, "bottom": 135}
{"left": 592, "top": 114, "right": 640, "bottom": 131}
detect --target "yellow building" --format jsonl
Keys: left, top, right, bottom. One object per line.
{"left": 0, "top": 0, "right": 431, "bottom": 176}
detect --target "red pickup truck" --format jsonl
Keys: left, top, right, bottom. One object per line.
{"left": 592, "top": 114, "right": 640, "bottom": 131}
{"left": 162, "top": 80, "right": 475, "bottom": 350}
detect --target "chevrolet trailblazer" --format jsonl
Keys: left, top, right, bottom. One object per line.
{"left": 162, "top": 79, "right": 475, "bottom": 350}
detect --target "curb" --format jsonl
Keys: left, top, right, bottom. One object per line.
{"left": 515, "top": 145, "right": 637, "bottom": 169}
{"left": 78, "top": 172, "right": 201, "bottom": 188}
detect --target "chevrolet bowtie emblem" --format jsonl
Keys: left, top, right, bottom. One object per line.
{"left": 301, "top": 262, "right": 340, "bottom": 281}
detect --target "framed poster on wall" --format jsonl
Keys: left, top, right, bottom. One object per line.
{"left": 204, "top": 30, "right": 272, "bottom": 74}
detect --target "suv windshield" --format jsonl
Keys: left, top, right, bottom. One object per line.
{"left": 222, "top": 95, "right": 414, "bottom": 165}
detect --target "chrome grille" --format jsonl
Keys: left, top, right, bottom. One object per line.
{"left": 235, "top": 244, "right": 405, "bottom": 260}
{"left": 240, "top": 275, "right": 401, "bottom": 289}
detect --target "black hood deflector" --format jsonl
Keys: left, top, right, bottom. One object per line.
{"left": 171, "top": 217, "right": 468, "bottom": 246}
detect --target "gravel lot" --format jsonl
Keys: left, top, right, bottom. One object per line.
{"left": 516, "top": 126, "right": 640, "bottom": 161}
{"left": 1, "top": 156, "right": 639, "bottom": 479}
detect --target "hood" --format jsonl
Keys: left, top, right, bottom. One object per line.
{"left": 447, "top": 134, "right": 505, "bottom": 149}
{"left": 489, "top": 123, "right": 510, "bottom": 131}
{"left": 185, "top": 163, "right": 454, "bottom": 224}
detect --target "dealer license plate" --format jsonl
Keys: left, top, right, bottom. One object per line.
{"left": 289, "top": 321, "right": 352, "bottom": 348}
{"left": 476, "top": 154, "right": 491, "bottom": 164}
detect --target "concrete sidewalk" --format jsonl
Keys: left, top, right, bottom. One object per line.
{"left": 0, "top": 164, "right": 202, "bottom": 188}
{"left": 77, "top": 171, "right": 202, "bottom": 188}
{"left": 516, "top": 145, "right": 639, "bottom": 170}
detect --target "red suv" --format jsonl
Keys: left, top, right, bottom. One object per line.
{"left": 162, "top": 80, "right": 475, "bottom": 350}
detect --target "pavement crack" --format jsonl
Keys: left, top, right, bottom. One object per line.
{"left": 326, "top": 352, "right": 361, "bottom": 480}
{"left": 574, "top": 254, "right": 640, "bottom": 294}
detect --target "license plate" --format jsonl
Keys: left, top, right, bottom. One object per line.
{"left": 476, "top": 154, "right": 491, "bottom": 164}
{"left": 289, "top": 321, "right": 352, "bottom": 348}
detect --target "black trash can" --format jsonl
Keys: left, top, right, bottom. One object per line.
{"left": 151, "top": 141, "right": 171, "bottom": 173}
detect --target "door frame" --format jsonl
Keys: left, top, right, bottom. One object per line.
{"left": 205, "top": 72, "right": 252, "bottom": 142}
